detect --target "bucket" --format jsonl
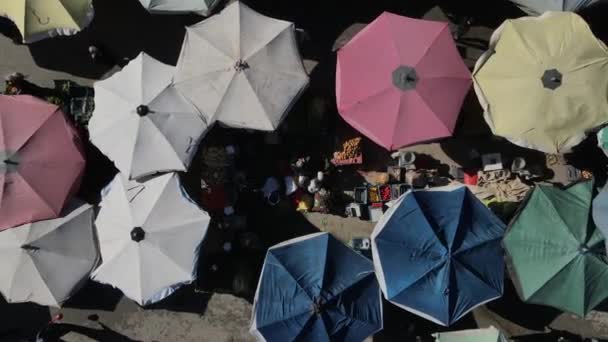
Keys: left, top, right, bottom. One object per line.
{"left": 512, "top": 157, "right": 526, "bottom": 172}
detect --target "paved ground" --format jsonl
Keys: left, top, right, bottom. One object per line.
{"left": 2, "top": 1, "right": 608, "bottom": 341}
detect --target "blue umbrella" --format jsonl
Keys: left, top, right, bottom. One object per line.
{"left": 371, "top": 186, "right": 505, "bottom": 326}
{"left": 250, "top": 232, "right": 383, "bottom": 342}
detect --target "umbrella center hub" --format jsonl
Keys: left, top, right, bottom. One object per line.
{"left": 541, "top": 69, "right": 563, "bottom": 90}
{"left": 131, "top": 227, "right": 146, "bottom": 242}
{"left": 21, "top": 244, "right": 40, "bottom": 252}
{"left": 136, "top": 105, "right": 150, "bottom": 116}
{"left": 234, "top": 59, "right": 250, "bottom": 72}
{"left": 392, "top": 65, "right": 418, "bottom": 91}
{"left": 311, "top": 297, "right": 324, "bottom": 315}
{"left": 3, "top": 159, "right": 18, "bottom": 166}
{"left": 1, "top": 151, "right": 20, "bottom": 173}
{"left": 579, "top": 244, "right": 590, "bottom": 254}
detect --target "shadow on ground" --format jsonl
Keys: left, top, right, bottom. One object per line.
{"left": 77, "top": 140, "right": 118, "bottom": 204}
{"left": 144, "top": 285, "right": 212, "bottom": 315}
{"left": 42, "top": 322, "right": 140, "bottom": 342}
{"left": 0, "top": 300, "right": 51, "bottom": 340}
{"left": 24, "top": 0, "right": 202, "bottom": 79}
{"left": 485, "top": 276, "right": 561, "bottom": 331}
{"left": 373, "top": 299, "right": 478, "bottom": 341}
{"left": 62, "top": 281, "right": 123, "bottom": 312}
{"left": 579, "top": 0, "right": 608, "bottom": 44}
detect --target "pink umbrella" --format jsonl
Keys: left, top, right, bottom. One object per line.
{"left": 0, "top": 95, "right": 85, "bottom": 230}
{"left": 336, "top": 13, "right": 471, "bottom": 150}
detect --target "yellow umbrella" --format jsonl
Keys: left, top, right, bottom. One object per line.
{"left": 473, "top": 12, "right": 608, "bottom": 153}
{"left": 0, "top": 0, "right": 93, "bottom": 43}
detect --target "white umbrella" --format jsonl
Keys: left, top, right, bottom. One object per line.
{"left": 139, "top": 0, "right": 220, "bottom": 16}
{"left": 510, "top": 0, "right": 598, "bottom": 15}
{"left": 92, "top": 172, "right": 210, "bottom": 305}
{"left": 89, "top": 52, "right": 209, "bottom": 180}
{"left": 174, "top": 1, "right": 309, "bottom": 131}
{"left": 0, "top": 202, "right": 99, "bottom": 307}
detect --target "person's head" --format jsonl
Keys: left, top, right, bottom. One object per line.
{"left": 6, "top": 72, "right": 24, "bottom": 82}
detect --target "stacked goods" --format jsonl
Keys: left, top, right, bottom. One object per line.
{"left": 202, "top": 147, "right": 229, "bottom": 168}
{"left": 332, "top": 137, "right": 362, "bottom": 165}
{"left": 201, "top": 147, "right": 230, "bottom": 186}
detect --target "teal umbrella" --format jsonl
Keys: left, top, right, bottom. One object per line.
{"left": 503, "top": 181, "right": 608, "bottom": 316}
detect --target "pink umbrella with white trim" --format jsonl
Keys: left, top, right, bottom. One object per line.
{"left": 336, "top": 13, "right": 471, "bottom": 150}
{"left": 0, "top": 95, "right": 85, "bottom": 230}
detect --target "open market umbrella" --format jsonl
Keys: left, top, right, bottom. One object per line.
{"left": 0, "top": 95, "right": 85, "bottom": 231}
{"left": 433, "top": 326, "right": 507, "bottom": 342}
{"left": 251, "top": 232, "right": 383, "bottom": 342}
{"left": 371, "top": 186, "right": 505, "bottom": 326}
{"left": 593, "top": 183, "right": 608, "bottom": 235}
{"left": 509, "top": 0, "right": 598, "bottom": 15}
{"left": 336, "top": 12, "right": 471, "bottom": 151}
{"left": 92, "top": 172, "right": 210, "bottom": 306}
{"left": 174, "top": 1, "right": 309, "bottom": 131}
{"left": 0, "top": 202, "right": 99, "bottom": 307}
{"left": 139, "top": 0, "right": 219, "bottom": 16}
{"left": 473, "top": 12, "right": 608, "bottom": 154}
{"left": 89, "top": 52, "right": 209, "bottom": 180}
{"left": 504, "top": 181, "right": 608, "bottom": 316}
{"left": 0, "top": 0, "right": 93, "bottom": 43}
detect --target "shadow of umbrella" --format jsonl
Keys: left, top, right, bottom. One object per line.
{"left": 439, "top": 136, "right": 547, "bottom": 171}
{"left": 76, "top": 140, "right": 118, "bottom": 205}
{"left": 437, "top": 0, "right": 525, "bottom": 30}
{"left": 373, "top": 299, "right": 478, "bottom": 342}
{"left": 0, "top": 300, "right": 51, "bottom": 340}
{"left": 579, "top": 0, "right": 608, "bottom": 45}
{"left": 45, "top": 322, "right": 141, "bottom": 342}
{"left": 484, "top": 275, "right": 561, "bottom": 331}
{"left": 27, "top": 0, "right": 203, "bottom": 79}
{"left": 143, "top": 285, "right": 212, "bottom": 315}
{"left": 61, "top": 281, "right": 124, "bottom": 312}
{"left": 564, "top": 135, "right": 608, "bottom": 188}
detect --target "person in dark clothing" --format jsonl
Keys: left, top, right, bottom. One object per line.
{"left": 88, "top": 44, "right": 130, "bottom": 67}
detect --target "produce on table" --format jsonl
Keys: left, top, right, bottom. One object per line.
{"left": 333, "top": 137, "right": 362, "bottom": 161}
{"left": 380, "top": 185, "right": 391, "bottom": 201}
{"left": 368, "top": 186, "right": 380, "bottom": 202}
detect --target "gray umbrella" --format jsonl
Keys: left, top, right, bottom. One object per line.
{"left": 0, "top": 201, "right": 99, "bottom": 307}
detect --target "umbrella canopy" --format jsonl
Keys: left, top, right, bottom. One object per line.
{"left": 371, "top": 186, "right": 505, "bottom": 326}
{"left": 0, "top": 0, "right": 94, "bottom": 43}
{"left": 473, "top": 12, "right": 608, "bottom": 153}
{"left": 593, "top": 183, "right": 608, "bottom": 234}
{"left": 504, "top": 181, "right": 608, "bottom": 316}
{"left": 92, "top": 172, "right": 210, "bottom": 306}
{"left": 0, "top": 95, "right": 85, "bottom": 231}
{"left": 336, "top": 12, "right": 471, "bottom": 151}
{"left": 174, "top": 1, "right": 309, "bottom": 131}
{"left": 433, "top": 326, "right": 507, "bottom": 342}
{"left": 89, "top": 52, "right": 208, "bottom": 180}
{"left": 510, "top": 0, "right": 598, "bottom": 15}
{"left": 0, "top": 202, "right": 99, "bottom": 307}
{"left": 250, "top": 232, "right": 383, "bottom": 342}
{"left": 139, "top": 0, "right": 219, "bottom": 16}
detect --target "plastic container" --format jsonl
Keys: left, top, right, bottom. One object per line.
{"left": 463, "top": 172, "right": 478, "bottom": 185}
{"left": 368, "top": 186, "right": 381, "bottom": 203}
{"left": 387, "top": 166, "right": 404, "bottom": 182}
{"left": 379, "top": 185, "right": 392, "bottom": 201}
{"left": 354, "top": 187, "right": 368, "bottom": 204}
